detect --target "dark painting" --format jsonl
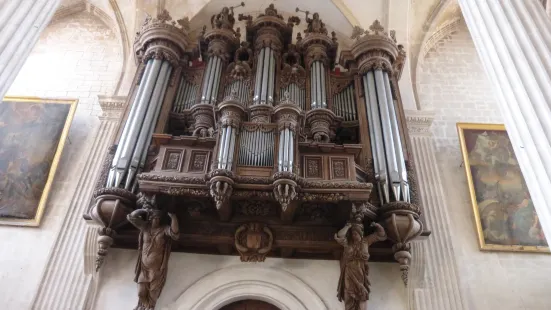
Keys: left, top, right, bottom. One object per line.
{"left": 458, "top": 123, "right": 548, "bottom": 252}
{"left": 0, "top": 97, "right": 76, "bottom": 226}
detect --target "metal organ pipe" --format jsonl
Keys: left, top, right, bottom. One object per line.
{"left": 260, "top": 47, "right": 270, "bottom": 104}
{"left": 374, "top": 69, "right": 400, "bottom": 201}
{"left": 320, "top": 62, "right": 327, "bottom": 108}
{"left": 217, "top": 126, "right": 227, "bottom": 168}
{"left": 107, "top": 60, "right": 152, "bottom": 187}
{"left": 126, "top": 61, "right": 172, "bottom": 189}
{"left": 316, "top": 62, "right": 322, "bottom": 109}
{"left": 267, "top": 48, "right": 275, "bottom": 104}
{"left": 201, "top": 59, "right": 213, "bottom": 103}
{"left": 211, "top": 57, "right": 222, "bottom": 103}
{"left": 254, "top": 49, "right": 265, "bottom": 103}
{"left": 278, "top": 131, "right": 284, "bottom": 171}
{"left": 364, "top": 71, "right": 389, "bottom": 204}
{"left": 109, "top": 59, "right": 162, "bottom": 188}
{"left": 288, "top": 130, "right": 294, "bottom": 172}
{"left": 383, "top": 72, "right": 409, "bottom": 202}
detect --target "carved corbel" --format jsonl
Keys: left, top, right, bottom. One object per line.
{"left": 209, "top": 175, "right": 234, "bottom": 221}
{"left": 273, "top": 179, "right": 298, "bottom": 220}
{"left": 88, "top": 188, "right": 136, "bottom": 271}
{"left": 379, "top": 202, "right": 423, "bottom": 285}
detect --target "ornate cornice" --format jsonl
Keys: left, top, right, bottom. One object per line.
{"left": 340, "top": 20, "right": 401, "bottom": 76}
{"left": 134, "top": 9, "right": 191, "bottom": 66}
{"left": 98, "top": 95, "right": 127, "bottom": 120}
{"left": 405, "top": 109, "right": 435, "bottom": 136}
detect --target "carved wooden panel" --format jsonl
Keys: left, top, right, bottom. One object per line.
{"left": 187, "top": 150, "right": 209, "bottom": 173}
{"left": 162, "top": 149, "right": 184, "bottom": 171}
{"left": 303, "top": 156, "right": 323, "bottom": 179}
{"left": 330, "top": 157, "right": 348, "bottom": 180}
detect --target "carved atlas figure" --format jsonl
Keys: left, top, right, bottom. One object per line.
{"left": 335, "top": 204, "right": 387, "bottom": 310}
{"left": 127, "top": 194, "right": 180, "bottom": 310}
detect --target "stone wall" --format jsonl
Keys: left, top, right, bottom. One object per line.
{"left": 417, "top": 21, "right": 551, "bottom": 310}
{"left": 93, "top": 249, "right": 408, "bottom": 310}
{"left": 1, "top": 11, "right": 122, "bottom": 310}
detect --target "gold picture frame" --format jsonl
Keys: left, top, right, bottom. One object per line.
{"left": 0, "top": 96, "right": 77, "bottom": 226}
{"left": 457, "top": 122, "right": 549, "bottom": 253}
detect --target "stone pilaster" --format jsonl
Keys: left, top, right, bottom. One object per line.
{"left": 458, "top": 0, "right": 551, "bottom": 241}
{"left": 30, "top": 96, "right": 126, "bottom": 310}
{"left": 0, "top": 0, "right": 61, "bottom": 98}
{"left": 405, "top": 110, "right": 466, "bottom": 310}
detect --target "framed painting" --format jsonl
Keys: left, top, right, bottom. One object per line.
{"left": 457, "top": 123, "right": 549, "bottom": 252}
{"left": 0, "top": 96, "right": 77, "bottom": 226}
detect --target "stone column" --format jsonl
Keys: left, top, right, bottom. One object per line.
{"left": 31, "top": 96, "right": 126, "bottom": 310}
{"left": 405, "top": 110, "right": 466, "bottom": 310}
{"left": 0, "top": 0, "right": 61, "bottom": 98}
{"left": 458, "top": 0, "right": 551, "bottom": 240}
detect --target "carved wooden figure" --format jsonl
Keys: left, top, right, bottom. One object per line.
{"left": 127, "top": 194, "right": 180, "bottom": 310}
{"left": 335, "top": 220, "right": 386, "bottom": 310}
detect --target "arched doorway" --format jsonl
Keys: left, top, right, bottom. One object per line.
{"left": 220, "top": 299, "right": 280, "bottom": 310}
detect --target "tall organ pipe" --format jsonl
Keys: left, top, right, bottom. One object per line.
{"left": 374, "top": 69, "right": 400, "bottom": 201}
{"left": 108, "top": 59, "right": 162, "bottom": 188}
{"left": 217, "top": 126, "right": 227, "bottom": 168}
{"left": 211, "top": 57, "right": 222, "bottom": 103}
{"left": 107, "top": 60, "right": 153, "bottom": 186}
{"left": 201, "top": 59, "right": 213, "bottom": 103}
{"left": 125, "top": 61, "right": 172, "bottom": 189}
{"left": 320, "top": 62, "right": 326, "bottom": 108}
{"left": 267, "top": 48, "right": 275, "bottom": 104}
{"left": 364, "top": 71, "right": 389, "bottom": 204}
{"left": 254, "top": 49, "right": 265, "bottom": 103}
{"left": 383, "top": 72, "right": 409, "bottom": 201}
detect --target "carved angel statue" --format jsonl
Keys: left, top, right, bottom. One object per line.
{"left": 335, "top": 221, "right": 387, "bottom": 310}
{"left": 210, "top": 2, "right": 244, "bottom": 30}
{"left": 127, "top": 194, "right": 180, "bottom": 310}
{"left": 306, "top": 12, "right": 327, "bottom": 35}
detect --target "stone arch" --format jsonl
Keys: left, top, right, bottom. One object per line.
{"left": 167, "top": 265, "right": 327, "bottom": 310}
{"left": 411, "top": 0, "right": 463, "bottom": 109}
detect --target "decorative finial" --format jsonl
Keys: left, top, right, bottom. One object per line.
{"left": 369, "top": 20, "right": 385, "bottom": 33}
{"left": 177, "top": 17, "right": 190, "bottom": 30}
{"left": 157, "top": 9, "right": 172, "bottom": 23}
{"left": 351, "top": 25, "right": 365, "bottom": 40}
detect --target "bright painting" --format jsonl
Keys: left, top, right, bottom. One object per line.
{"left": 457, "top": 123, "right": 548, "bottom": 252}
{"left": 0, "top": 97, "right": 76, "bottom": 226}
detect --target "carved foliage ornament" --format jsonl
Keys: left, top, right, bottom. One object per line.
{"left": 235, "top": 223, "right": 274, "bottom": 262}
{"left": 280, "top": 63, "right": 306, "bottom": 88}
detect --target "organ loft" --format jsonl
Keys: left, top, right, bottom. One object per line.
{"left": 85, "top": 3, "right": 429, "bottom": 309}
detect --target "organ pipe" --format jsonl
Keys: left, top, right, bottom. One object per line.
{"left": 310, "top": 61, "right": 328, "bottom": 109}
{"left": 383, "top": 72, "right": 409, "bottom": 202}
{"left": 363, "top": 71, "right": 389, "bottom": 204}
{"left": 362, "top": 69, "right": 410, "bottom": 204}
{"left": 108, "top": 59, "right": 163, "bottom": 188}
{"left": 125, "top": 61, "right": 172, "bottom": 190}
{"left": 200, "top": 56, "right": 223, "bottom": 105}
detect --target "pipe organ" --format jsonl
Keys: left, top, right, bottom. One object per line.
{"left": 87, "top": 5, "right": 428, "bottom": 308}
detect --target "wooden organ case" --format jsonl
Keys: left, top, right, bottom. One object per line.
{"left": 86, "top": 4, "right": 429, "bottom": 309}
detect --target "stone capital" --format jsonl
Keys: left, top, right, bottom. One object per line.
{"left": 405, "top": 109, "right": 435, "bottom": 137}
{"left": 98, "top": 95, "right": 127, "bottom": 120}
